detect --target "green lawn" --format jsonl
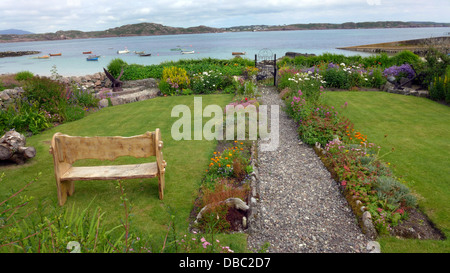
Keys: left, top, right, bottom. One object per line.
{"left": 324, "top": 91, "right": 450, "bottom": 253}
{"left": 0, "top": 94, "right": 251, "bottom": 252}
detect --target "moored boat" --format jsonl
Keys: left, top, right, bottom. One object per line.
{"left": 117, "top": 48, "right": 130, "bottom": 54}
{"left": 181, "top": 50, "right": 195, "bottom": 54}
{"left": 82, "top": 51, "right": 92, "bottom": 54}
{"left": 86, "top": 55, "right": 99, "bottom": 61}
{"left": 49, "top": 53, "right": 62, "bottom": 56}
{"left": 139, "top": 53, "right": 151, "bottom": 57}
{"left": 37, "top": 55, "right": 50, "bottom": 59}
{"left": 232, "top": 52, "right": 246, "bottom": 55}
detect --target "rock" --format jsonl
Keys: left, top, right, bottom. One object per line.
{"left": 0, "top": 92, "right": 10, "bottom": 101}
{"left": 362, "top": 211, "right": 377, "bottom": 240}
{"left": 366, "top": 241, "right": 381, "bottom": 253}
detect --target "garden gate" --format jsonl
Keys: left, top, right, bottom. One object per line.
{"left": 255, "top": 48, "right": 277, "bottom": 86}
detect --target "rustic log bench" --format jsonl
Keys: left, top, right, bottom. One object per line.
{"left": 49, "top": 129, "right": 167, "bottom": 206}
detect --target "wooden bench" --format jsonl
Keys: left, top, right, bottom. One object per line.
{"left": 49, "top": 129, "right": 167, "bottom": 206}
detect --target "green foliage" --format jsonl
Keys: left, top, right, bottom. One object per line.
{"left": 107, "top": 58, "right": 128, "bottom": 78}
{"left": 0, "top": 76, "right": 99, "bottom": 135}
{"left": 0, "top": 177, "right": 153, "bottom": 253}
{"left": 390, "top": 50, "right": 420, "bottom": 66}
{"left": 323, "top": 68, "right": 352, "bottom": 89}
{"left": 14, "top": 71, "right": 34, "bottom": 81}
{"left": 417, "top": 48, "right": 450, "bottom": 87}
{"left": 0, "top": 99, "right": 51, "bottom": 135}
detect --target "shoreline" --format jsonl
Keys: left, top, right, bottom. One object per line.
{"left": 338, "top": 36, "right": 450, "bottom": 56}
{"left": 1, "top": 24, "right": 449, "bottom": 44}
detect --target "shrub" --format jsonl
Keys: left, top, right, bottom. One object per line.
{"left": 22, "top": 76, "right": 67, "bottom": 118}
{"left": 429, "top": 73, "right": 449, "bottom": 102}
{"left": 191, "top": 70, "right": 226, "bottom": 94}
{"left": 160, "top": 66, "right": 190, "bottom": 96}
{"left": 323, "top": 67, "right": 351, "bottom": 89}
{"left": 390, "top": 50, "right": 420, "bottom": 67}
{"left": 107, "top": 58, "right": 128, "bottom": 78}
{"left": 0, "top": 100, "right": 51, "bottom": 135}
{"left": 14, "top": 71, "right": 34, "bottom": 81}
{"left": 383, "top": 64, "right": 416, "bottom": 80}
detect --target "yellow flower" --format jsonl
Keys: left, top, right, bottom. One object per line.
{"left": 226, "top": 164, "right": 231, "bottom": 168}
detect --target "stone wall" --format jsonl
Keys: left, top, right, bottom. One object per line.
{"left": 59, "top": 72, "right": 112, "bottom": 90}
{"left": 0, "top": 87, "right": 24, "bottom": 110}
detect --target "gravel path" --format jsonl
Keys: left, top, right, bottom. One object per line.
{"left": 247, "top": 86, "right": 371, "bottom": 253}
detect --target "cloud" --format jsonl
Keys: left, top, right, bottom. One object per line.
{"left": 0, "top": 0, "right": 448, "bottom": 33}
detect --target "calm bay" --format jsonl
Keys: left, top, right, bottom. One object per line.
{"left": 1, "top": 27, "right": 449, "bottom": 76}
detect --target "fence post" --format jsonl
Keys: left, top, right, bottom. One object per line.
{"left": 273, "top": 54, "right": 277, "bottom": 86}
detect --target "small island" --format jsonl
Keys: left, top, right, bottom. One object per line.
{"left": 0, "top": 51, "right": 40, "bottom": 58}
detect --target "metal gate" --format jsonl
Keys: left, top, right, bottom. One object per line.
{"left": 255, "top": 48, "right": 277, "bottom": 86}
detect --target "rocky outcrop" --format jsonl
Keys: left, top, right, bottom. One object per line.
{"left": 0, "top": 51, "right": 40, "bottom": 58}
{"left": 381, "top": 81, "right": 429, "bottom": 98}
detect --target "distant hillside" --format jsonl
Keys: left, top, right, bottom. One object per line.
{"left": 225, "top": 21, "right": 450, "bottom": 31}
{"left": 0, "top": 29, "right": 33, "bottom": 35}
{"left": 0, "top": 23, "right": 221, "bottom": 43}
{"left": 1, "top": 21, "right": 449, "bottom": 43}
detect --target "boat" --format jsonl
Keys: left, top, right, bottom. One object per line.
{"left": 170, "top": 48, "right": 182, "bottom": 51}
{"left": 117, "top": 48, "right": 130, "bottom": 54}
{"left": 232, "top": 52, "right": 246, "bottom": 55}
{"left": 82, "top": 51, "right": 92, "bottom": 54}
{"left": 86, "top": 55, "right": 99, "bottom": 61}
{"left": 49, "top": 53, "right": 62, "bottom": 56}
{"left": 134, "top": 51, "right": 145, "bottom": 54}
{"left": 30, "top": 55, "right": 50, "bottom": 59}
{"left": 139, "top": 53, "right": 151, "bottom": 57}
{"left": 181, "top": 50, "right": 195, "bottom": 54}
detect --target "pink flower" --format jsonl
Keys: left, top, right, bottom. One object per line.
{"left": 341, "top": 180, "right": 347, "bottom": 186}
{"left": 377, "top": 208, "right": 383, "bottom": 213}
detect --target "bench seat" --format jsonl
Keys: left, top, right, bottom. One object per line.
{"left": 61, "top": 162, "right": 158, "bottom": 181}
{"left": 50, "top": 129, "right": 166, "bottom": 206}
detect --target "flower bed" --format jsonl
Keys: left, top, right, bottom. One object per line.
{"left": 191, "top": 95, "right": 259, "bottom": 234}
{"left": 280, "top": 71, "right": 423, "bottom": 237}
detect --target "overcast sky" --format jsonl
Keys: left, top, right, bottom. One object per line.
{"left": 1, "top": 0, "right": 449, "bottom": 33}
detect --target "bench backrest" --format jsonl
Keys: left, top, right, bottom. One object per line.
{"left": 52, "top": 131, "right": 156, "bottom": 164}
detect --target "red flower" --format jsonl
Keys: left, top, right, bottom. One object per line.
{"left": 245, "top": 97, "right": 248, "bottom": 101}
{"left": 341, "top": 180, "right": 347, "bottom": 186}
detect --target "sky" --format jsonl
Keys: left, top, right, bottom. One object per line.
{"left": 0, "top": 0, "right": 449, "bottom": 33}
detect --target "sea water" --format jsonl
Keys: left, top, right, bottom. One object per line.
{"left": 0, "top": 27, "right": 449, "bottom": 76}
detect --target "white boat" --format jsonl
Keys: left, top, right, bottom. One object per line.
{"left": 181, "top": 50, "right": 195, "bottom": 54}
{"left": 117, "top": 48, "right": 130, "bottom": 54}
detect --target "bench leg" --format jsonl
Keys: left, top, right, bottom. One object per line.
{"left": 57, "top": 180, "right": 74, "bottom": 206}
{"left": 158, "top": 173, "right": 165, "bottom": 200}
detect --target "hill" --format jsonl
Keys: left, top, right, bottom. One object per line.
{"left": 0, "top": 23, "right": 221, "bottom": 43}
{"left": 0, "top": 29, "right": 33, "bottom": 35}
{"left": 1, "top": 21, "right": 449, "bottom": 43}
